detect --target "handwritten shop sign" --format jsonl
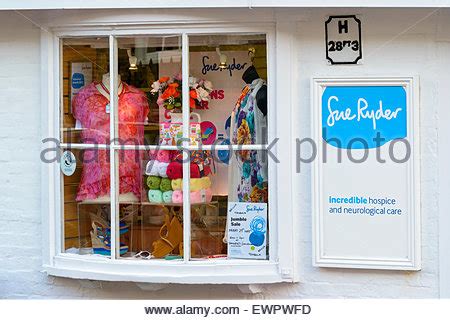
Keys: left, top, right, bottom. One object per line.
{"left": 312, "top": 77, "right": 421, "bottom": 270}
{"left": 201, "top": 56, "right": 247, "bottom": 77}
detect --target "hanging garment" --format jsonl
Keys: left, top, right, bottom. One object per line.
{"left": 228, "top": 78, "right": 268, "bottom": 203}
{"left": 72, "top": 82, "right": 149, "bottom": 201}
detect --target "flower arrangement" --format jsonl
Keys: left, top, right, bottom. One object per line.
{"left": 150, "top": 74, "right": 213, "bottom": 113}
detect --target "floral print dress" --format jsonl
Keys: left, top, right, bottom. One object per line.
{"left": 72, "top": 82, "right": 149, "bottom": 201}
{"left": 229, "top": 78, "right": 268, "bottom": 203}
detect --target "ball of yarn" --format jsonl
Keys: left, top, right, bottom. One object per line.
{"left": 156, "top": 150, "right": 172, "bottom": 163}
{"left": 157, "top": 161, "right": 169, "bottom": 178}
{"left": 167, "top": 161, "right": 183, "bottom": 180}
{"left": 145, "top": 160, "right": 159, "bottom": 176}
{"left": 172, "top": 190, "right": 183, "bottom": 203}
{"left": 190, "top": 177, "right": 211, "bottom": 191}
{"left": 190, "top": 163, "right": 201, "bottom": 178}
{"left": 160, "top": 178, "right": 172, "bottom": 192}
{"left": 146, "top": 176, "right": 161, "bottom": 190}
{"left": 162, "top": 190, "right": 173, "bottom": 203}
{"left": 171, "top": 178, "right": 183, "bottom": 190}
{"left": 148, "top": 190, "right": 163, "bottom": 203}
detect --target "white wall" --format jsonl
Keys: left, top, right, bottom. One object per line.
{"left": 0, "top": 8, "right": 448, "bottom": 299}
{"left": 294, "top": 8, "right": 446, "bottom": 298}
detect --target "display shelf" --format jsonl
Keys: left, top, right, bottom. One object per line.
{"left": 77, "top": 200, "right": 218, "bottom": 206}
{"left": 144, "top": 124, "right": 159, "bottom": 131}
{"left": 139, "top": 201, "right": 218, "bottom": 207}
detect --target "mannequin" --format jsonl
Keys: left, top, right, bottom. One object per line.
{"left": 83, "top": 73, "right": 137, "bottom": 203}
{"left": 95, "top": 73, "right": 124, "bottom": 98}
{"left": 224, "top": 65, "right": 269, "bottom": 244}
{"left": 241, "top": 65, "right": 267, "bottom": 116}
{"left": 75, "top": 73, "right": 124, "bottom": 130}
{"left": 72, "top": 73, "right": 149, "bottom": 203}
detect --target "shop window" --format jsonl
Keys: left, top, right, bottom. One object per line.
{"left": 46, "top": 28, "right": 292, "bottom": 283}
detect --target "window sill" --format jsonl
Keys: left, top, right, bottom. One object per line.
{"left": 44, "top": 254, "right": 290, "bottom": 284}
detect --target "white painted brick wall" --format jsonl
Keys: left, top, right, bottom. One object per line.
{"left": 0, "top": 8, "right": 447, "bottom": 299}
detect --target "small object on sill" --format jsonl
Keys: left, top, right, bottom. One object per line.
{"left": 164, "top": 255, "right": 183, "bottom": 260}
{"left": 206, "top": 254, "right": 228, "bottom": 259}
{"left": 65, "top": 247, "right": 80, "bottom": 254}
{"left": 189, "top": 255, "right": 227, "bottom": 261}
{"left": 133, "top": 250, "right": 152, "bottom": 260}
{"left": 78, "top": 247, "right": 93, "bottom": 255}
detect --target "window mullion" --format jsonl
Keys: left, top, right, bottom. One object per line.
{"left": 181, "top": 33, "right": 191, "bottom": 263}
{"left": 109, "top": 35, "right": 119, "bottom": 260}
{"left": 56, "top": 37, "right": 63, "bottom": 256}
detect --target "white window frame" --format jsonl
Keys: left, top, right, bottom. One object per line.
{"left": 40, "top": 21, "right": 298, "bottom": 284}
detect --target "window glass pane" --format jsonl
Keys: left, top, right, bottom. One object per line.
{"left": 188, "top": 34, "right": 268, "bottom": 147}
{"left": 61, "top": 37, "right": 109, "bottom": 144}
{"left": 116, "top": 149, "right": 185, "bottom": 260}
{"left": 115, "top": 36, "right": 183, "bottom": 146}
{"left": 184, "top": 34, "right": 269, "bottom": 260}
{"left": 61, "top": 148, "right": 115, "bottom": 257}
{"left": 190, "top": 149, "right": 269, "bottom": 260}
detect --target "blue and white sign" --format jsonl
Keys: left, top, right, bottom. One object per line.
{"left": 322, "top": 86, "right": 407, "bottom": 149}
{"left": 71, "top": 73, "right": 85, "bottom": 89}
{"left": 60, "top": 151, "right": 76, "bottom": 176}
{"left": 227, "top": 202, "right": 267, "bottom": 260}
{"left": 70, "top": 62, "right": 92, "bottom": 109}
{"left": 312, "top": 77, "right": 421, "bottom": 271}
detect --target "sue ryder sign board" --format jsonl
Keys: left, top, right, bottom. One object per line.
{"left": 312, "top": 77, "right": 421, "bottom": 270}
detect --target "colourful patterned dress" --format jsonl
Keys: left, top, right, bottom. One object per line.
{"left": 72, "top": 82, "right": 149, "bottom": 201}
{"left": 229, "top": 78, "right": 268, "bottom": 203}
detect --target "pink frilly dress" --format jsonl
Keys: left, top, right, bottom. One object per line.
{"left": 72, "top": 82, "right": 149, "bottom": 201}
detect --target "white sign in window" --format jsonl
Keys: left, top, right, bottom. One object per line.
{"left": 227, "top": 202, "right": 268, "bottom": 260}
{"left": 312, "top": 77, "right": 421, "bottom": 270}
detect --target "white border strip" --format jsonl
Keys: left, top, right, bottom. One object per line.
{"left": 4, "top": 0, "right": 450, "bottom": 10}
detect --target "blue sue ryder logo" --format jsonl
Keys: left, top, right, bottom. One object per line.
{"left": 322, "top": 86, "right": 407, "bottom": 149}
{"left": 72, "top": 73, "right": 85, "bottom": 89}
